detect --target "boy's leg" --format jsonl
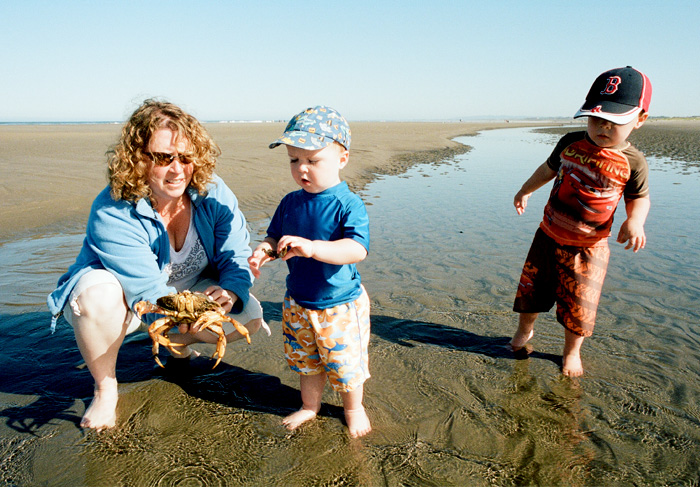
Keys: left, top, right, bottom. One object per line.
{"left": 509, "top": 312, "right": 538, "bottom": 352}
{"left": 281, "top": 296, "right": 327, "bottom": 430}
{"left": 562, "top": 329, "right": 585, "bottom": 377}
{"left": 555, "top": 242, "right": 609, "bottom": 376}
{"left": 512, "top": 229, "right": 556, "bottom": 353}
{"left": 283, "top": 372, "right": 327, "bottom": 430}
{"left": 340, "top": 384, "right": 371, "bottom": 438}
{"left": 314, "top": 289, "right": 372, "bottom": 437}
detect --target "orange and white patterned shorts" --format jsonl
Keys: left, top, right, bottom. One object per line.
{"left": 282, "top": 287, "right": 371, "bottom": 392}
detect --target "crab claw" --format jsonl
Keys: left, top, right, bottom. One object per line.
{"left": 134, "top": 300, "right": 159, "bottom": 318}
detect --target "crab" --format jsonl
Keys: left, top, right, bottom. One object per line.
{"left": 264, "top": 246, "right": 288, "bottom": 259}
{"left": 134, "top": 290, "right": 250, "bottom": 369}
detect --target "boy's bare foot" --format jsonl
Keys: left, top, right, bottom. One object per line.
{"left": 562, "top": 329, "right": 585, "bottom": 377}
{"left": 508, "top": 329, "right": 534, "bottom": 353}
{"left": 282, "top": 407, "right": 318, "bottom": 430}
{"left": 562, "top": 353, "right": 584, "bottom": 377}
{"left": 344, "top": 407, "right": 371, "bottom": 438}
{"left": 80, "top": 386, "right": 118, "bottom": 432}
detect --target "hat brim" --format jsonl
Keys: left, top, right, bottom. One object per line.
{"left": 268, "top": 131, "right": 337, "bottom": 150}
{"left": 574, "top": 102, "right": 643, "bottom": 125}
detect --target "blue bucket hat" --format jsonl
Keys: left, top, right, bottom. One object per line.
{"left": 269, "top": 106, "right": 351, "bottom": 150}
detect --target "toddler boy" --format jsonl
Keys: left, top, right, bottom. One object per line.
{"left": 510, "top": 66, "right": 652, "bottom": 377}
{"left": 249, "top": 106, "right": 372, "bottom": 437}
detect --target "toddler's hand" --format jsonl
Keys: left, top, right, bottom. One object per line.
{"left": 617, "top": 219, "right": 646, "bottom": 252}
{"left": 248, "top": 248, "right": 274, "bottom": 278}
{"left": 514, "top": 190, "right": 531, "bottom": 215}
{"left": 277, "top": 235, "right": 314, "bottom": 260}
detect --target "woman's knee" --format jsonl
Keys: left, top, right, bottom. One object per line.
{"left": 245, "top": 318, "right": 264, "bottom": 336}
{"left": 224, "top": 318, "right": 263, "bottom": 342}
{"left": 71, "top": 282, "right": 127, "bottom": 321}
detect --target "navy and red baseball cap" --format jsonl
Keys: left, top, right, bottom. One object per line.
{"left": 574, "top": 66, "right": 652, "bottom": 124}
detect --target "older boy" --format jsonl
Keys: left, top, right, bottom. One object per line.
{"left": 510, "top": 66, "right": 652, "bottom": 377}
{"left": 248, "top": 106, "right": 372, "bottom": 437}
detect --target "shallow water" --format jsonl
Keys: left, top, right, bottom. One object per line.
{"left": 1, "top": 127, "right": 699, "bottom": 485}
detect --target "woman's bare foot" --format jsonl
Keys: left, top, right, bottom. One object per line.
{"left": 80, "top": 385, "right": 118, "bottom": 432}
{"left": 282, "top": 408, "right": 318, "bottom": 430}
{"left": 562, "top": 353, "right": 584, "bottom": 377}
{"left": 344, "top": 407, "right": 371, "bottom": 438}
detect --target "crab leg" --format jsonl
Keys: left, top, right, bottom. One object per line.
{"left": 206, "top": 323, "right": 227, "bottom": 369}
{"left": 134, "top": 301, "right": 162, "bottom": 318}
{"left": 193, "top": 310, "right": 250, "bottom": 345}
{"left": 223, "top": 315, "right": 251, "bottom": 344}
{"left": 148, "top": 318, "right": 181, "bottom": 368}
{"left": 194, "top": 313, "right": 230, "bottom": 368}
{"left": 148, "top": 317, "right": 168, "bottom": 365}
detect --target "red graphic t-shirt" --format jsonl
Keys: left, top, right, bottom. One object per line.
{"left": 540, "top": 131, "right": 649, "bottom": 247}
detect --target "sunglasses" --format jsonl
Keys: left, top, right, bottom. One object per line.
{"left": 145, "top": 151, "right": 193, "bottom": 166}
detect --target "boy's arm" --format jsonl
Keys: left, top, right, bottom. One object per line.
{"left": 617, "top": 196, "right": 650, "bottom": 252}
{"left": 514, "top": 162, "right": 557, "bottom": 215}
{"left": 278, "top": 236, "right": 367, "bottom": 265}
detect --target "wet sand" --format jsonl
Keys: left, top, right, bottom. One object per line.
{"left": 1, "top": 118, "right": 699, "bottom": 485}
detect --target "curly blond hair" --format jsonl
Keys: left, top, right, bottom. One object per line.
{"left": 107, "top": 99, "right": 221, "bottom": 206}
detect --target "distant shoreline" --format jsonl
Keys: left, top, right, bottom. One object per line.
{"left": 0, "top": 121, "right": 542, "bottom": 241}
{"left": 1, "top": 116, "right": 697, "bottom": 127}
{"left": 2, "top": 119, "right": 697, "bottom": 243}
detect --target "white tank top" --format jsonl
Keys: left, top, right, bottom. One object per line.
{"left": 165, "top": 212, "right": 208, "bottom": 291}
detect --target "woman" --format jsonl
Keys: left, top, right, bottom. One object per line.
{"left": 47, "top": 99, "right": 267, "bottom": 432}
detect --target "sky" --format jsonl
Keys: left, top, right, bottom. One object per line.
{"left": 1, "top": 1, "right": 699, "bottom": 122}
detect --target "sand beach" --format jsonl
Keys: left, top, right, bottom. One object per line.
{"left": 2, "top": 118, "right": 698, "bottom": 241}
{"left": 1, "top": 119, "right": 699, "bottom": 485}
{"left": 1, "top": 120, "right": 542, "bottom": 240}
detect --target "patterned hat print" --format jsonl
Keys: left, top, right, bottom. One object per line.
{"left": 270, "top": 106, "right": 351, "bottom": 150}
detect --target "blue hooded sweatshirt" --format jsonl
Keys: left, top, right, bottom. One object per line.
{"left": 47, "top": 174, "right": 252, "bottom": 329}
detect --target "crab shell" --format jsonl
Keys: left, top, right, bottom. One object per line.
{"left": 135, "top": 290, "right": 251, "bottom": 369}
{"left": 156, "top": 291, "right": 221, "bottom": 319}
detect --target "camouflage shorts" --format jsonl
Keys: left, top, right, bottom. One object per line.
{"left": 513, "top": 228, "right": 610, "bottom": 337}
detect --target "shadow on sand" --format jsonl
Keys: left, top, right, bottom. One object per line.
{"left": 370, "top": 313, "right": 561, "bottom": 366}
{"left": 1, "top": 304, "right": 559, "bottom": 435}
{"left": 0, "top": 308, "right": 343, "bottom": 436}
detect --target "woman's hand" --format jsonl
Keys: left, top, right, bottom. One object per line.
{"left": 204, "top": 285, "right": 238, "bottom": 314}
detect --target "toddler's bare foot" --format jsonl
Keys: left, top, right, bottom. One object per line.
{"left": 282, "top": 407, "right": 318, "bottom": 430}
{"left": 344, "top": 407, "right": 371, "bottom": 438}
{"left": 508, "top": 329, "right": 534, "bottom": 353}
{"left": 81, "top": 386, "right": 118, "bottom": 432}
{"left": 562, "top": 353, "right": 584, "bottom": 377}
